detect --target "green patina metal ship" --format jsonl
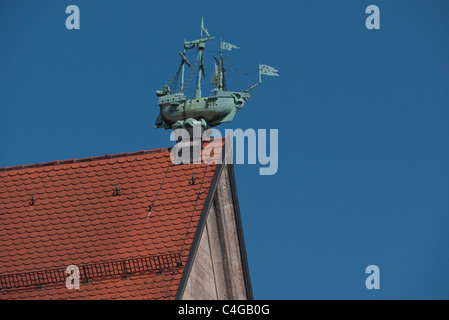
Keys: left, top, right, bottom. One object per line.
{"left": 155, "top": 18, "right": 269, "bottom": 130}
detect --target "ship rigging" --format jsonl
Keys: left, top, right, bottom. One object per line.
{"left": 155, "top": 18, "right": 278, "bottom": 130}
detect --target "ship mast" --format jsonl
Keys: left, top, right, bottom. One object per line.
{"left": 183, "top": 18, "right": 214, "bottom": 99}
{"left": 180, "top": 41, "right": 186, "bottom": 93}
{"left": 219, "top": 38, "right": 224, "bottom": 90}
{"left": 196, "top": 19, "right": 205, "bottom": 98}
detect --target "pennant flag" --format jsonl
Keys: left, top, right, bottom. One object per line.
{"left": 259, "top": 64, "right": 279, "bottom": 77}
{"left": 222, "top": 41, "right": 240, "bottom": 51}
{"left": 201, "top": 17, "right": 210, "bottom": 37}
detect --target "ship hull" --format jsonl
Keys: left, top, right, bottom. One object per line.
{"left": 156, "top": 91, "right": 250, "bottom": 129}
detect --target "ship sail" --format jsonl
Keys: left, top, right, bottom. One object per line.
{"left": 210, "top": 63, "right": 220, "bottom": 87}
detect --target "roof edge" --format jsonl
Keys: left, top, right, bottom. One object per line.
{"left": 175, "top": 146, "right": 226, "bottom": 300}
{"left": 227, "top": 162, "right": 254, "bottom": 300}
{"left": 175, "top": 140, "right": 253, "bottom": 300}
{"left": 0, "top": 148, "right": 171, "bottom": 173}
{"left": 0, "top": 138, "right": 227, "bottom": 173}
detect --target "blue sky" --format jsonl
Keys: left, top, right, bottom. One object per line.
{"left": 1, "top": 1, "right": 449, "bottom": 299}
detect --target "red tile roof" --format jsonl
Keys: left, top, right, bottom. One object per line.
{"left": 0, "top": 140, "right": 224, "bottom": 299}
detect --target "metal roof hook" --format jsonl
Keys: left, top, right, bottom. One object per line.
{"left": 189, "top": 173, "right": 197, "bottom": 185}
{"left": 112, "top": 184, "right": 122, "bottom": 196}
{"left": 29, "top": 194, "right": 35, "bottom": 206}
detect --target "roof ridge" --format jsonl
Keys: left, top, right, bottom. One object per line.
{"left": 0, "top": 147, "right": 171, "bottom": 173}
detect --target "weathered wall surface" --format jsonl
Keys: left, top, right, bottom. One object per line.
{"left": 181, "top": 165, "right": 247, "bottom": 300}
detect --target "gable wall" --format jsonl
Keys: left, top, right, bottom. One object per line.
{"left": 181, "top": 165, "right": 248, "bottom": 300}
